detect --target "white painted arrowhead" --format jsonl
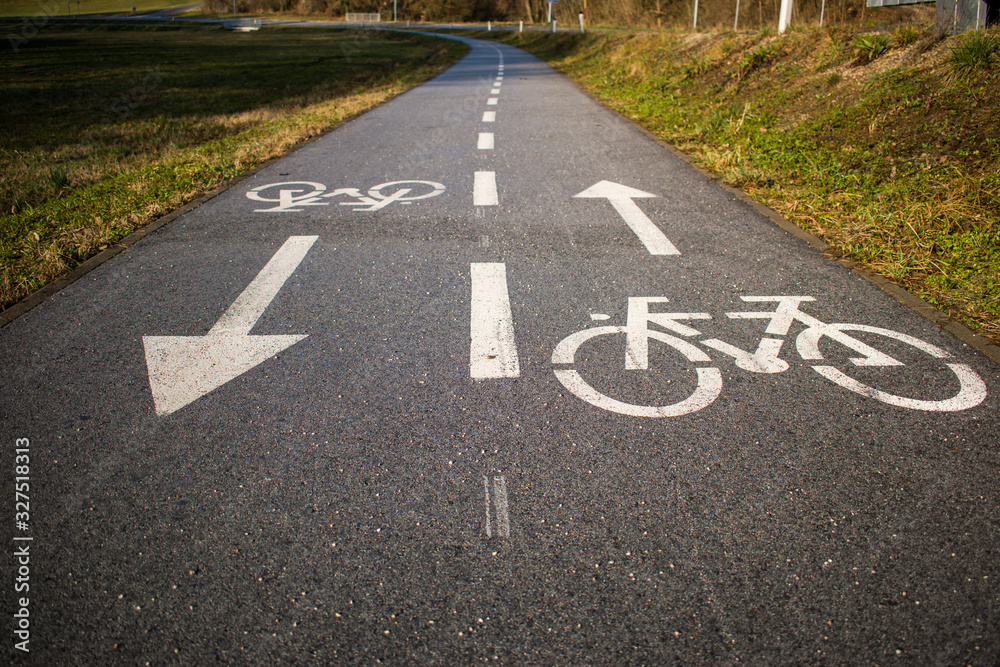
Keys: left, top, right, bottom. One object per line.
{"left": 143, "top": 334, "right": 307, "bottom": 416}
{"left": 573, "top": 181, "right": 678, "bottom": 255}
{"left": 142, "top": 236, "right": 317, "bottom": 416}
{"left": 573, "top": 180, "right": 657, "bottom": 200}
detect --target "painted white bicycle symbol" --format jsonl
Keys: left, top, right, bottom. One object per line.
{"left": 552, "top": 296, "right": 987, "bottom": 417}
{"left": 247, "top": 180, "right": 445, "bottom": 212}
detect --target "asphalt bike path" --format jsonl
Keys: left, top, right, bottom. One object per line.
{"left": 2, "top": 35, "right": 999, "bottom": 663}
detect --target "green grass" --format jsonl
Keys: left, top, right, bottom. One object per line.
{"left": 852, "top": 33, "right": 889, "bottom": 63}
{"left": 947, "top": 29, "right": 999, "bottom": 81}
{"left": 0, "top": 26, "right": 468, "bottom": 307}
{"left": 0, "top": 0, "right": 181, "bottom": 17}
{"left": 486, "top": 28, "right": 1000, "bottom": 343}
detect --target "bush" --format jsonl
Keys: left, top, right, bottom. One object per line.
{"left": 852, "top": 33, "right": 889, "bottom": 64}
{"left": 891, "top": 25, "right": 922, "bottom": 48}
{"left": 947, "top": 30, "right": 999, "bottom": 81}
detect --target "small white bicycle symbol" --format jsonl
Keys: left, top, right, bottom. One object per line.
{"left": 246, "top": 180, "right": 445, "bottom": 212}
{"left": 552, "top": 296, "right": 988, "bottom": 417}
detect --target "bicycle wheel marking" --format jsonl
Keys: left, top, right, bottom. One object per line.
{"left": 799, "top": 323, "right": 987, "bottom": 412}
{"left": 813, "top": 364, "right": 986, "bottom": 412}
{"left": 552, "top": 324, "right": 721, "bottom": 418}
{"left": 796, "top": 322, "right": 937, "bottom": 367}
{"left": 554, "top": 368, "right": 722, "bottom": 418}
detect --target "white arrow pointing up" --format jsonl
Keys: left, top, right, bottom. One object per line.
{"left": 574, "top": 180, "right": 680, "bottom": 255}
{"left": 143, "top": 235, "right": 318, "bottom": 416}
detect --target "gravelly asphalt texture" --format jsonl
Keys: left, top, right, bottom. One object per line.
{"left": 2, "top": 35, "right": 999, "bottom": 665}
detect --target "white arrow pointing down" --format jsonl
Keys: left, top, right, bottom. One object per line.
{"left": 143, "top": 235, "right": 318, "bottom": 416}
{"left": 574, "top": 180, "right": 679, "bottom": 256}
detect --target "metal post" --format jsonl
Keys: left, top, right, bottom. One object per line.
{"left": 734, "top": 0, "right": 740, "bottom": 29}
{"left": 778, "top": 0, "right": 792, "bottom": 32}
{"left": 819, "top": 0, "right": 825, "bottom": 26}
{"left": 693, "top": 0, "right": 699, "bottom": 29}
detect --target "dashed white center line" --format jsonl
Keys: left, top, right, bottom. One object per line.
{"left": 482, "top": 111, "right": 496, "bottom": 122}
{"left": 491, "top": 88, "right": 501, "bottom": 94}
{"left": 477, "top": 133, "right": 495, "bottom": 150}
{"left": 470, "top": 262, "right": 519, "bottom": 379}
{"left": 484, "top": 475, "right": 511, "bottom": 538}
{"left": 487, "top": 97, "right": 498, "bottom": 106}
{"left": 473, "top": 171, "right": 498, "bottom": 206}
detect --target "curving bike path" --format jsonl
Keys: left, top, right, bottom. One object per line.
{"left": 2, "top": 34, "right": 999, "bottom": 664}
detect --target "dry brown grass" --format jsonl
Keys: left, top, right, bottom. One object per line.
{"left": 0, "top": 29, "right": 467, "bottom": 310}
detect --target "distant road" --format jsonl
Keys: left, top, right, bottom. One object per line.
{"left": 137, "top": 2, "right": 202, "bottom": 16}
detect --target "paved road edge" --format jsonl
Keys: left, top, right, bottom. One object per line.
{"left": 564, "top": 80, "right": 1000, "bottom": 368}
{"left": 0, "top": 66, "right": 448, "bottom": 331}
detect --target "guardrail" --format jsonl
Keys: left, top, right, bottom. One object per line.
{"left": 224, "top": 17, "right": 261, "bottom": 30}
{"left": 0, "top": 15, "right": 585, "bottom": 34}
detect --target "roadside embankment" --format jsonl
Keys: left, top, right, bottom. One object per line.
{"left": 492, "top": 27, "right": 1000, "bottom": 343}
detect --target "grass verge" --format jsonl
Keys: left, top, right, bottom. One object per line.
{"left": 0, "top": 25, "right": 467, "bottom": 310}
{"left": 0, "top": 0, "right": 181, "bottom": 17}
{"left": 488, "top": 27, "right": 1000, "bottom": 344}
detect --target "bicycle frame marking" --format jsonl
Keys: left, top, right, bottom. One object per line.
{"left": 552, "top": 295, "right": 988, "bottom": 417}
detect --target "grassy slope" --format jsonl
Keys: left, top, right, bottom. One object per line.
{"left": 0, "top": 27, "right": 468, "bottom": 309}
{"left": 490, "top": 27, "right": 1000, "bottom": 344}
{"left": 0, "top": 0, "right": 180, "bottom": 17}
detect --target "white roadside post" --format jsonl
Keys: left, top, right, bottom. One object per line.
{"left": 778, "top": 0, "right": 793, "bottom": 32}
{"left": 578, "top": 10, "right": 584, "bottom": 31}
{"left": 693, "top": 0, "right": 699, "bottom": 29}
